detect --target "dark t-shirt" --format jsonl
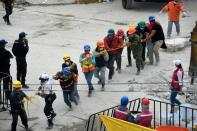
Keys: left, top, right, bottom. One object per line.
{"left": 0, "top": 48, "right": 13, "bottom": 71}
{"left": 151, "top": 23, "right": 165, "bottom": 43}
{"left": 136, "top": 26, "right": 150, "bottom": 39}
{"left": 10, "top": 90, "right": 27, "bottom": 111}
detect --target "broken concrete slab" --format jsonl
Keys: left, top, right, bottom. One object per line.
{"left": 163, "top": 37, "right": 191, "bottom": 52}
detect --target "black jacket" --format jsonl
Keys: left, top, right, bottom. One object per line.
{"left": 0, "top": 48, "right": 13, "bottom": 71}
{"left": 94, "top": 48, "right": 108, "bottom": 68}
{"left": 12, "top": 39, "right": 29, "bottom": 57}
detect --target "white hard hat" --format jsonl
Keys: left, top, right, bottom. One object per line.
{"left": 39, "top": 73, "right": 49, "bottom": 80}
{"left": 173, "top": 59, "right": 182, "bottom": 66}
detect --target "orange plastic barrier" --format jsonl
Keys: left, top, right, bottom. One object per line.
{"left": 156, "top": 126, "right": 189, "bottom": 131}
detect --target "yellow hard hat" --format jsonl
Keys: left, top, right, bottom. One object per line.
{"left": 12, "top": 80, "right": 22, "bottom": 89}
{"left": 63, "top": 54, "right": 71, "bottom": 61}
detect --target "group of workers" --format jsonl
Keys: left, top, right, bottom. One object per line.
{"left": 0, "top": 0, "right": 188, "bottom": 130}
{"left": 114, "top": 97, "right": 152, "bottom": 128}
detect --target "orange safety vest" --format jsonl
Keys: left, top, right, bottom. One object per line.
{"left": 81, "top": 53, "right": 95, "bottom": 73}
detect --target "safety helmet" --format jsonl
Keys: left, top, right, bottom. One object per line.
{"left": 121, "top": 96, "right": 129, "bottom": 105}
{"left": 63, "top": 67, "right": 71, "bottom": 76}
{"left": 39, "top": 73, "right": 50, "bottom": 80}
{"left": 141, "top": 98, "right": 150, "bottom": 105}
{"left": 117, "top": 29, "right": 124, "bottom": 37}
{"left": 84, "top": 44, "right": 91, "bottom": 51}
{"left": 12, "top": 80, "right": 22, "bottom": 89}
{"left": 128, "top": 26, "right": 136, "bottom": 35}
{"left": 96, "top": 40, "right": 104, "bottom": 48}
{"left": 173, "top": 59, "right": 182, "bottom": 66}
{"left": 108, "top": 28, "right": 115, "bottom": 36}
{"left": 138, "top": 21, "right": 146, "bottom": 29}
{"left": 19, "top": 32, "right": 27, "bottom": 39}
{"left": 149, "top": 16, "right": 155, "bottom": 22}
{"left": 0, "top": 39, "right": 8, "bottom": 46}
{"left": 63, "top": 54, "right": 71, "bottom": 61}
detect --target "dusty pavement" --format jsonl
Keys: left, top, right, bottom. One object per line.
{"left": 0, "top": 0, "right": 197, "bottom": 130}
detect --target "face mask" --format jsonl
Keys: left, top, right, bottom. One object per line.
{"left": 99, "top": 48, "right": 104, "bottom": 51}
{"left": 108, "top": 34, "right": 114, "bottom": 39}
{"left": 65, "top": 62, "right": 70, "bottom": 65}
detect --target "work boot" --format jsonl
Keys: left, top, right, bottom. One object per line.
{"left": 141, "top": 62, "right": 144, "bottom": 70}
{"left": 3, "top": 16, "right": 6, "bottom": 22}
{"left": 22, "top": 84, "right": 29, "bottom": 89}
{"left": 136, "top": 68, "right": 140, "bottom": 75}
{"left": 126, "top": 64, "right": 132, "bottom": 67}
{"left": 47, "top": 119, "right": 53, "bottom": 129}
{"left": 88, "top": 90, "right": 92, "bottom": 97}
{"left": 97, "top": 79, "right": 101, "bottom": 85}
{"left": 117, "top": 69, "right": 121, "bottom": 74}
{"left": 25, "top": 125, "right": 28, "bottom": 131}
{"left": 68, "top": 104, "right": 73, "bottom": 111}
{"left": 51, "top": 113, "right": 56, "bottom": 119}
{"left": 101, "top": 84, "right": 105, "bottom": 91}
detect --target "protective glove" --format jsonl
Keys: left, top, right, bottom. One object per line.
{"left": 182, "top": 12, "right": 188, "bottom": 18}
{"left": 27, "top": 96, "right": 33, "bottom": 102}
{"left": 100, "top": 50, "right": 107, "bottom": 56}
{"left": 53, "top": 75, "right": 58, "bottom": 80}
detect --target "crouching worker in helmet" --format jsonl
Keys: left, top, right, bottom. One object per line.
{"left": 113, "top": 96, "right": 135, "bottom": 123}
{"left": 53, "top": 67, "right": 78, "bottom": 110}
{"left": 10, "top": 80, "right": 31, "bottom": 131}
{"left": 36, "top": 73, "right": 56, "bottom": 129}
{"left": 135, "top": 98, "right": 153, "bottom": 128}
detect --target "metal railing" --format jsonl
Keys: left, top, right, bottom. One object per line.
{"left": 86, "top": 98, "right": 197, "bottom": 131}
{"left": 0, "top": 72, "right": 12, "bottom": 112}
{"left": 86, "top": 98, "right": 141, "bottom": 131}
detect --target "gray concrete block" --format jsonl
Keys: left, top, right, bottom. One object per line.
{"left": 163, "top": 37, "right": 191, "bottom": 52}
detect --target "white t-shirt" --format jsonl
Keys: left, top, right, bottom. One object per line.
{"left": 40, "top": 78, "right": 53, "bottom": 95}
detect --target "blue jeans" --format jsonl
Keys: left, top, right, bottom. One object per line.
{"left": 84, "top": 71, "right": 94, "bottom": 91}
{"left": 63, "top": 90, "right": 76, "bottom": 107}
{"left": 94, "top": 66, "right": 106, "bottom": 85}
{"left": 170, "top": 90, "right": 181, "bottom": 106}
{"left": 167, "top": 21, "right": 180, "bottom": 37}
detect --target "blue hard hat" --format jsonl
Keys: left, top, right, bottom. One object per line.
{"left": 0, "top": 39, "right": 8, "bottom": 46}
{"left": 84, "top": 44, "right": 91, "bottom": 51}
{"left": 149, "top": 16, "right": 155, "bottom": 22}
{"left": 19, "top": 32, "right": 27, "bottom": 38}
{"left": 63, "top": 67, "right": 71, "bottom": 76}
{"left": 121, "top": 96, "right": 129, "bottom": 105}
{"left": 108, "top": 28, "right": 115, "bottom": 36}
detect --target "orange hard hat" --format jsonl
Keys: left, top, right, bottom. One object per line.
{"left": 141, "top": 98, "right": 150, "bottom": 105}
{"left": 117, "top": 29, "right": 124, "bottom": 37}
{"left": 128, "top": 26, "right": 136, "bottom": 35}
{"left": 96, "top": 40, "right": 104, "bottom": 48}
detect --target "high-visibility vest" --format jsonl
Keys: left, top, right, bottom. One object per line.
{"left": 114, "top": 107, "right": 129, "bottom": 121}
{"left": 171, "top": 67, "right": 184, "bottom": 90}
{"left": 82, "top": 53, "right": 95, "bottom": 73}
{"left": 139, "top": 111, "right": 153, "bottom": 128}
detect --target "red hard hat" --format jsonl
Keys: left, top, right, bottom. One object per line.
{"left": 141, "top": 98, "right": 150, "bottom": 105}
{"left": 117, "top": 29, "right": 124, "bottom": 37}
